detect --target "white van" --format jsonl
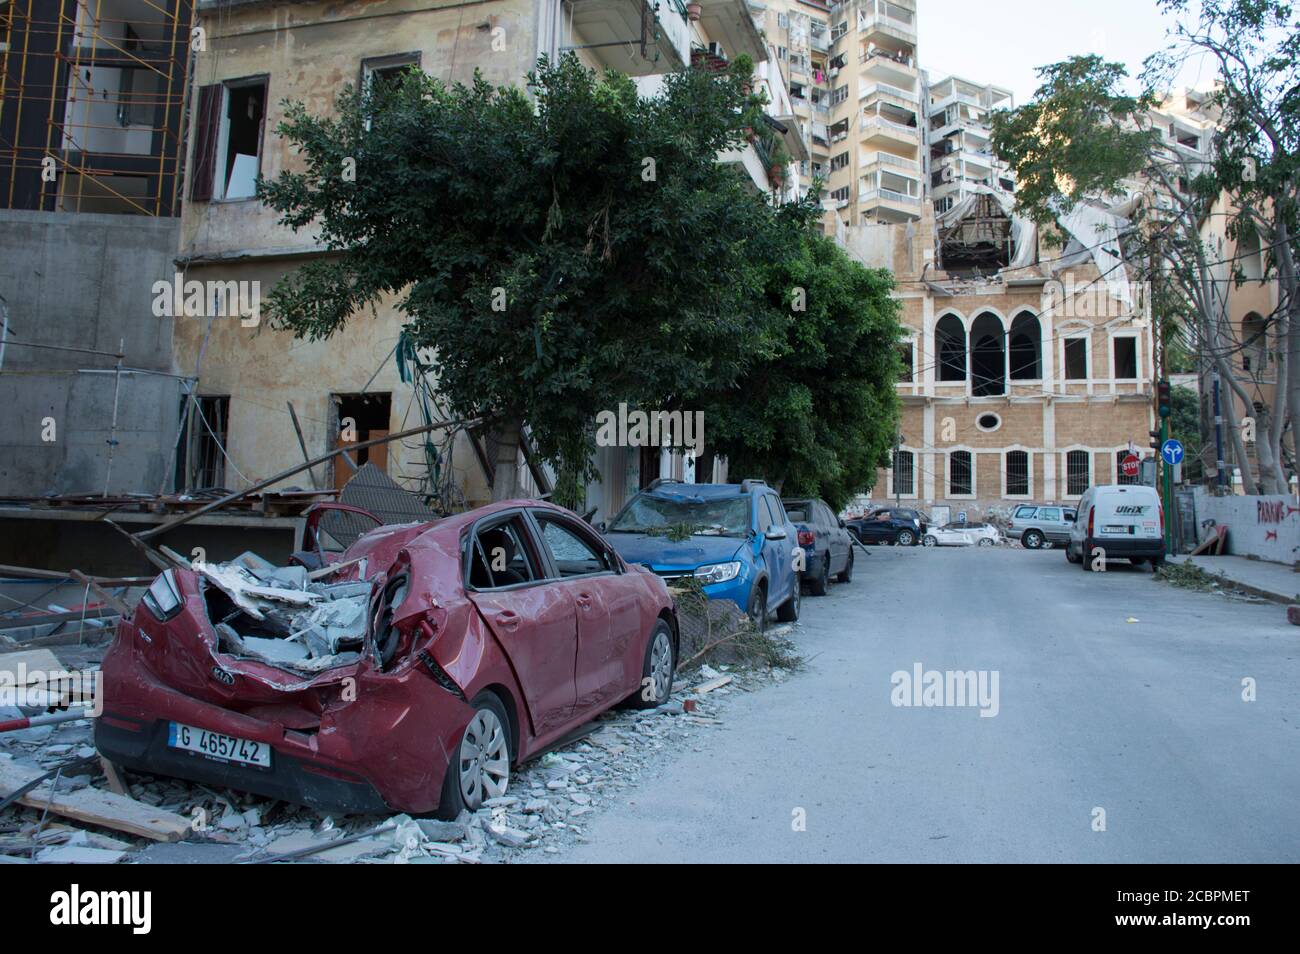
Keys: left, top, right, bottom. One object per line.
{"left": 1066, "top": 484, "right": 1165, "bottom": 570}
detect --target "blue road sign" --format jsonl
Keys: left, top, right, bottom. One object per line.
{"left": 1161, "top": 438, "right": 1184, "bottom": 465}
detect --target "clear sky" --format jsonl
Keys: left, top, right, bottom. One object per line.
{"left": 916, "top": 0, "right": 1219, "bottom": 105}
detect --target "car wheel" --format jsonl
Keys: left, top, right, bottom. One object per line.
{"left": 776, "top": 582, "right": 801, "bottom": 622}
{"left": 438, "top": 693, "right": 511, "bottom": 819}
{"left": 1022, "top": 530, "right": 1044, "bottom": 550}
{"left": 896, "top": 529, "right": 915, "bottom": 546}
{"left": 629, "top": 619, "right": 675, "bottom": 709}
{"left": 1080, "top": 541, "right": 1096, "bottom": 571}
{"left": 977, "top": 538, "right": 994, "bottom": 547}
{"left": 746, "top": 583, "right": 768, "bottom": 632}
{"left": 836, "top": 550, "right": 854, "bottom": 583}
{"left": 1066, "top": 544, "right": 1082, "bottom": 564}
{"left": 809, "top": 555, "right": 830, "bottom": 596}
{"left": 923, "top": 534, "right": 937, "bottom": 547}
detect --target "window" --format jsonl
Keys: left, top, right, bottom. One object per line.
{"left": 970, "top": 313, "right": 1005, "bottom": 396}
{"left": 936, "top": 314, "right": 966, "bottom": 382}
{"left": 175, "top": 395, "right": 230, "bottom": 491}
{"left": 1064, "top": 337, "right": 1088, "bottom": 380}
{"left": 830, "top": 186, "right": 851, "bottom": 202}
{"left": 1038, "top": 507, "right": 1061, "bottom": 522}
{"left": 948, "top": 451, "right": 973, "bottom": 496}
{"left": 763, "top": 495, "right": 785, "bottom": 530}
{"left": 469, "top": 518, "right": 540, "bottom": 589}
{"left": 891, "top": 449, "right": 915, "bottom": 496}
{"left": 1009, "top": 313, "right": 1041, "bottom": 380}
{"left": 1065, "top": 450, "right": 1091, "bottom": 496}
{"left": 830, "top": 151, "right": 850, "bottom": 171}
{"left": 831, "top": 85, "right": 849, "bottom": 106}
{"left": 1242, "top": 314, "right": 1268, "bottom": 371}
{"left": 1006, "top": 450, "right": 1029, "bottom": 496}
{"left": 898, "top": 342, "right": 913, "bottom": 382}
{"left": 1014, "top": 505, "right": 1037, "bottom": 519}
{"left": 191, "top": 76, "right": 269, "bottom": 201}
{"left": 1115, "top": 450, "right": 1141, "bottom": 486}
{"left": 977, "top": 413, "right": 1001, "bottom": 432}
{"left": 755, "top": 496, "right": 774, "bottom": 533}
{"left": 537, "top": 518, "right": 610, "bottom": 577}
{"left": 331, "top": 393, "right": 391, "bottom": 492}
{"left": 1112, "top": 337, "right": 1137, "bottom": 379}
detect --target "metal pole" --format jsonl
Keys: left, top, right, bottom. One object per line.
{"left": 1212, "top": 370, "right": 1226, "bottom": 491}
{"left": 102, "top": 339, "right": 125, "bottom": 497}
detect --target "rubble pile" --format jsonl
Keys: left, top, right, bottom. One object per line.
{"left": 0, "top": 646, "right": 796, "bottom": 864}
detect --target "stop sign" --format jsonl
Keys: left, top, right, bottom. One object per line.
{"left": 1121, "top": 453, "right": 1140, "bottom": 478}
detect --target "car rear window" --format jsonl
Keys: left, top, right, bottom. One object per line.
{"left": 1014, "top": 506, "right": 1037, "bottom": 518}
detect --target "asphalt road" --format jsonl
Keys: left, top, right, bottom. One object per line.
{"left": 552, "top": 544, "right": 1300, "bottom": 863}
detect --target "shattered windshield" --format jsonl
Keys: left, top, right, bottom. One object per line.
{"left": 608, "top": 494, "right": 750, "bottom": 537}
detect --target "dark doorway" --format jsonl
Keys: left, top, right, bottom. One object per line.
{"left": 333, "top": 393, "right": 392, "bottom": 492}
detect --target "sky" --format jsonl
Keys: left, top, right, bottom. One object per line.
{"left": 916, "top": 0, "right": 1220, "bottom": 105}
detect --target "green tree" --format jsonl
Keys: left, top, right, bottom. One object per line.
{"left": 258, "top": 55, "right": 808, "bottom": 506}
{"left": 700, "top": 231, "right": 903, "bottom": 510}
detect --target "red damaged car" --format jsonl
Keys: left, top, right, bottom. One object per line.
{"left": 96, "top": 501, "right": 679, "bottom": 817}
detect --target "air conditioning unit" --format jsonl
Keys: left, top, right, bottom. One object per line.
{"left": 941, "top": 164, "right": 956, "bottom": 182}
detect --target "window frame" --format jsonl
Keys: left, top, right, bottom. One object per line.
{"left": 533, "top": 511, "right": 618, "bottom": 581}
{"left": 1111, "top": 333, "right": 1139, "bottom": 381}
{"left": 462, "top": 511, "right": 549, "bottom": 593}
{"left": 947, "top": 448, "right": 975, "bottom": 499}
{"left": 1063, "top": 334, "right": 1090, "bottom": 382}
{"left": 197, "top": 74, "right": 271, "bottom": 204}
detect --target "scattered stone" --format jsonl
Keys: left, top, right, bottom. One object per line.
{"left": 35, "top": 846, "right": 125, "bottom": 864}
{"left": 485, "top": 824, "right": 530, "bottom": 848}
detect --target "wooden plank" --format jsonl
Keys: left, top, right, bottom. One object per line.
{"left": 0, "top": 760, "right": 189, "bottom": 842}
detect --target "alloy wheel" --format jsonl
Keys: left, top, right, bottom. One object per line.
{"left": 923, "top": 535, "right": 937, "bottom": 547}
{"left": 649, "top": 630, "right": 673, "bottom": 702}
{"left": 458, "top": 708, "right": 509, "bottom": 809}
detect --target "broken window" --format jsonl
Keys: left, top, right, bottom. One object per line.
{"left": 175, "top": 395, "right": 230, "bottom": 491}
{"left": 1006, "top": 450, "right": 1029, "bottom": 496}
{"left": 470, "top": 517, "right": 540, "bottom": 589}
{"left": 362, "top": 53, "right": 420, "bottom": 104}
{"left": 936, "top": 314, "right": 966, "bottom": 382}
{"left": 332, "top": 393, "right": 392, "bottom": 492}
{"left": 898, "top": 342, "right": 913, "bottom": 382}
{"left": 939, "top": 193, "right": 1012, "bottom": 274}
{"left": 1064, "top": 337, "right": 1088, "bottom": 380}
{"left": 1242, "top": 314, "right": 1268, "bottom": 372}
{"left": 1066, "top": 450, "right": 1090, "bottom": 496}
{"left": 1009, "top": 313, "right": 1041, "bottom": 380}
{"left": 191, "top": 76, "right": 268, "bottom": 201}
{"left": 948, "top": 450, "right": 973, "bottom": 496}
{"left": 970, "top": 312, "right": 1005, "bottom": 397}
{"left": 1112, "top": 336, "right": 1137, "bottom": 379}
{"left": 537, "top": 517, "right": 611, "bottom": 577}
{"left": 891, "top": 449, "right": 915, "bottom": 496}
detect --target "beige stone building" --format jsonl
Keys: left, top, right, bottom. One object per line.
{"left": 173, "top": 0, "right": 800, "bottom": 516}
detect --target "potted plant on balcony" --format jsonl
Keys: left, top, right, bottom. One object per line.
{"left": 767, "top": 140, "right": 791, "bottom": 191}
{"left": 686, "top": 1, "right": 702, "bottom": 20}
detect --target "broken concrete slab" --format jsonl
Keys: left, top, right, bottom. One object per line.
{"left": 35, "top": 845, "right": 126, "bottom": 864}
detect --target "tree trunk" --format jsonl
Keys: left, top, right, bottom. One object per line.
{"left": 488, "top": 422, "right": 522, "bottom": 501}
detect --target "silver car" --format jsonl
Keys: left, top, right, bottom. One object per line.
{"left": 1009, "top": 504, "right": 1077, "bottom": 549}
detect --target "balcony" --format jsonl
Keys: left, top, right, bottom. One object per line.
{"left": 860, "top": 80, "right": 917, "bottom": 104}
{"left": 859, "top": 48, "right": 918, "bottom": 87}
{"left": 563, "top": 0, "right": 690, "bottom": 75}
{"left": 860, "top": 113, "right": 920, "bottom": 147}
{"left": 860, "top": 149, "right": 919, "bottom": 173}
{"left": 857, "top": 11, "right": 917, "bottom": 45}
{"left": 858, "top": 186, "right": 922, "bottom": 222}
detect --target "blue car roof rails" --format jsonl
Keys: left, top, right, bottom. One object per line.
{"left": 739, "top": 478, "right": 768, "bottom": 493}
{"left": 645, "top": 478, "right": 684, "bottom": 491}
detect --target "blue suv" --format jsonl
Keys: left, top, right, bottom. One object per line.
{"left": 603, "top": 479, "right": 801, "bottom": 628}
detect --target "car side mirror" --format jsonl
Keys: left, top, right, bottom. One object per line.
{"left": 596, "top": 521, "right": 607, "bottom": 532}
{"left": 765, "top": 528, "right": 787, "bottom": 541}
{"left": 838, "top": 518, "right": 846, "bottom": 528}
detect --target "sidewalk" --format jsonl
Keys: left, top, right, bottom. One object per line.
{"left": 1168, "top": 554, "right": 1299, "bottom": 605}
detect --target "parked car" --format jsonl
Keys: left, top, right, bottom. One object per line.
{"left": 1008, "top": 503, "right": 1078, "bottom": 549}
{"left": 847, "top": 507, "right": 924, "bottom": 546}
{"left": 923, "top": 523, "right": 1002, "bottom": 547}
{"left": 603, "top": 479, "right": 801, "bottom": 628}
{"left": 96, "top": 500, "right": 678, "bottom": 817}
{"left": 781, "top": 496, "right": 855, "bottom": 595}
{"left": 1066, "top": 484, "right": 1165, "bottom": 570}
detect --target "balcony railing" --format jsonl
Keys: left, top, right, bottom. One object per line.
{"left": 861, "top": 114, "right": 921, "bottom": 138}
{"left": 861, "top": 150, "right": 919, "bottom": 172}
{"left": 861, "top": 80, "right": 916, "bottom": 103}
{"left": 859, "top": 187, "right": 921, "bottom": 206}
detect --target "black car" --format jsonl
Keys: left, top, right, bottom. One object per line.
{"left": 847, "top": 507, "right": 925, "bottom": 546}
{"left": 782, "top": 497, "right": 856, "bottom": 595}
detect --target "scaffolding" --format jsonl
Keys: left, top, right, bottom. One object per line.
{"left": 0, "top": 0, "right": 194, "bottom": 215}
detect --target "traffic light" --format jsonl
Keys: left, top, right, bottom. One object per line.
{"left": 1157, "top": 379, "right": 1172, "bottom": 418}
{"left": 1149, "top": 429, "right": 1162, "bottom": 450}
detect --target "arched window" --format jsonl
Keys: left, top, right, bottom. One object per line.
{"left": 970, "top": 312, "right": 1005, "bottom": 396}
{"left": 936, "top": 314, "right": 966, "bottom": 382}
{"left": 1006, "top": 450, "right": 1029, "bottom": 496}
{"left": 1009, "top": 312, "right": 1041, "bottom": 380}
{"left": 1066, "top": 450, "right": 1091, "bottom": 496}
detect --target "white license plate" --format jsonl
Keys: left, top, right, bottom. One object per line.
{"left": 1102, "top": 525, "right": 1132, "bottom": 534}
{"left": 168, "top": 722, "right": 271, "bottom": 768}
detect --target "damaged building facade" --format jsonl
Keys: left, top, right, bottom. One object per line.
{"left": 173, "top": 0, "right": 802, "bottom": 523}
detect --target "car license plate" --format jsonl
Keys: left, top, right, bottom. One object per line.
{"left": 168, "top": 722, "right": 271, "bottom": 768}
{"left": 1102, "top": 525, "right": 1132, "bottom": 534}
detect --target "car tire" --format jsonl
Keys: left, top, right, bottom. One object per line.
{"left": 747, "top": 583, "right": 768, "bottom": 632}
{"left": 1080, "top": 540, "right": 1096, "bottom": 571}
{"left": 977, "top": 538, "right": 994, "bottom": 547}
{"left": 629, "top": 618, "right": 675, "bottom": 710}
{"left": 836, "top": 550, "right": 854, "bottom": 583}
{"left": 923, "top": 534, "right": 937, "bottom": 547}
{"left": 1150, "top": 556, "right": 1165, "bottom": 571}
{"left": 896, "top": 529, "right": 915, "bottom": 547}
{"left": 1022, "top": 530, "right": 1044, "bottom": 549}
{"left": 809, "top": 555, "right": 830, "bottom": 596}
{"left": 1066, "top": 544, "right": 1082, "bottom": 564}
{"left": 437, "top": 692, "right": 512, "bottom": 820}
{"left": 776, "top": 582, "right": 801, "bottom": 622}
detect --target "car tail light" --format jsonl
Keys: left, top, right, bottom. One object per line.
{"left": 1087, "top": 506, "right": 1095, "bottom": 537}
{"left": 797, "top": 529, "right": 815, "bottom": 548}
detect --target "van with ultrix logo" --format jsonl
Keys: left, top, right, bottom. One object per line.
{"left": 1066, "top": 484, "right": 1165, "bottom": 570}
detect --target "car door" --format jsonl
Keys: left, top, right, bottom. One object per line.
{"left": 820, "top": 502, "right": 848, "bottom": 573}
{"left": 464, "top": 513, "right": 578, "bottom": 736}
{"left": 1038, "top": 507, "right": 1064, "bottom": 542}
{"left": 765, "top": 495, "right": 798, "bottom": 604}
{"left": 531, "top": 511, "right": 639, "bottom": 714}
